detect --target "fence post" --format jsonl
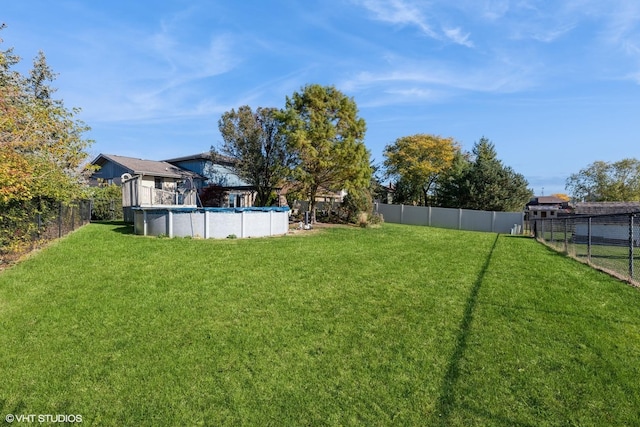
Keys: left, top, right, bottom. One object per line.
{"left": 167, "top": 210, "right": 173, "bottom": 238}
{"left": 58, "top": 202, "right": 63, "bottom": 238}
{"left": 204, "top": 210, "right": 210, "bottom": 239}
{"left": 630, "top": 214, "right": 635, "bottom": 280}
{"left": 400, "top": 204, "right": 404, "bottom": 224}
{"left": 587, "top": 217, "right": 592, "bottom": 263}
{"left": 564, "top": 218, "right": 568, "bottom": 253}
{"left": 550, "top": 218, "right": 554, "bottom": 243}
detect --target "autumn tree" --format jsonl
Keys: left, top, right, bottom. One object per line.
{"left": 215, "top": 106, "right": 293, "bottom": 206}
{"left": 280, "top": 84, "right": 371, "bottom": 221}
{"left": 565, "top": 158, "right": 640, "bottom": 201}
{"left": 1, "top": 27, "right": 92, "bottom": 249}
{"left": 1, "top": 47, "right": 91, "bottom": 203}
{"left": 383, "top": 134, "right": 459, "bottom": 206}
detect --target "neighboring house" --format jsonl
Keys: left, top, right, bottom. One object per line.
{"left": 90, "top": 152, "right": 261, "bottom": 215}
{"left": 89, "top": 153, "right": 205, "bottom": 196}
{"left": 525, "top": 196, "right": 572, "bottom": 220}
{"left": 89, "top": 154, "right": 205, "bottom": 221}
{"left": 573, "top": 201, "right": 640, "bottom": 216}
{"left": 163, "top": 152, "right": 256, "bottom": 208}
{"left": 91, "top": 151, "right": 350, "bottom": 215}
{"left": 572, "top": 202, "right": 640, "bottom": 246}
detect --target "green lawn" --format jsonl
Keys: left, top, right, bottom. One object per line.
{"left": 1, "top": 222, "right": 639, "bottom": 426}
{"left": 542, "top": 238, "right": 640, "bottom": 284}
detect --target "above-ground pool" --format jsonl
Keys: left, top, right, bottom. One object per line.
{"left": 133, "top": 206, "right": 290, "bottom": 238}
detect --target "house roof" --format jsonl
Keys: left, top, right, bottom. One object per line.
{"left": 528, "top": 196, "right": 568, "bottom": 205}
{"left": 574, "top": 202, "right": 640, "bottom": 215}
{"left": 91, "top": 154, "right": 203, "bottom": 179}
{"left": 164, "top": 152, "right": 236, "bottom": 166}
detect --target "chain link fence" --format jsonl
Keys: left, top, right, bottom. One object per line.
{"left": 0, "top": 200, "right": 92, "bottom": 267}
{"left": 533, "top": 212, "right": 640, "bottom": 286}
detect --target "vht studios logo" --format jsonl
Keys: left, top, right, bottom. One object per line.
{"left": 5, "top": 414, "right": 83, "bottom": 423}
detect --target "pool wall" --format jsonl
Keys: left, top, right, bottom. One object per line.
{"left": 133, "top": 207, "right": 290, "bottom": 238}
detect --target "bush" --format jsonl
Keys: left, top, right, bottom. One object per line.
{"left": 88, "top": 184, "right": 123, "bottom": 221}
{"left": 340, "top": 189, "right": 373, "bottom": 224}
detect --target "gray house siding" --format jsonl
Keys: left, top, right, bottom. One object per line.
{"left": 91, "top": 162, "right": 131, "bottom": 185}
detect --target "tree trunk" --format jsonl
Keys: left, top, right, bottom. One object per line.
{"left": 310, "top": 198, "right": 317, "bottom": 223}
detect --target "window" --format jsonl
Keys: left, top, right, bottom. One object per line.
{"left": 227, "top": 193, "right": 243, "bottom": 208}
{"left": 154, "top": 177, "right": 162, "bottom": 190}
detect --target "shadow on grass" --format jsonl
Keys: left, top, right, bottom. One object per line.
{"left": 90, "top": 221, "right": 134, "bottom": 235}
{"left": 434, "top": 233, "right": 500, "bottom": 425}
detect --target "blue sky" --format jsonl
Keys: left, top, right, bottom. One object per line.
{"left": 3, "top": 0, "right": 640, "bottom": 196}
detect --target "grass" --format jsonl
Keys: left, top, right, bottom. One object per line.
{"left": 1, "top": 222, "right": 640, "bottom": 425}
{"left": 542, "top": 238, "right": 640, "bottom": 285}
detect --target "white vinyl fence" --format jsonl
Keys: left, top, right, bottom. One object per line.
{"left": 375, "top": 203, "right": 524, "bottom": 234}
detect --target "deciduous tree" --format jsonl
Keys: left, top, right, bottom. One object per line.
{"left": 215, "top": 106, "right": 293, "bottom": 206}
{"left": 1, "top": 28, "right": 92, "bottom": 250}
{"left": 1, "top": 39, "right": 91, "bottom": 204}
{"left": 566, "top": 158, "right": 640, "bottom": 201}
{"left": 383, "top": 134, "right": 459, "bottom": 206}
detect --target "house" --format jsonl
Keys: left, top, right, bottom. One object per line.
{"left": 89, "top": 152, "right": 265, "bottom": 218}
{"left": 571, "top": 202, "right": 640, "bottom": 246}
{"left": 525, "top": 196, "right": 572, "bottom": 220}
{"left": 573, "top": 201, "right": 640, "bottom": 216}
{"left": 89, "top": 154, "right": 205, "bottom": 221}
{"left": 163, "top": 152, "right": 256, "bottom": 208}
{"left": 89, "top": 153, "right": 205, "bottom": 201}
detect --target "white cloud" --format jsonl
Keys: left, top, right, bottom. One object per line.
{"left": 356, "top": 0, "right": 438, "bottom": 38}
{"left": 443, "top": 27, "right": 473, "bottom": 47}
{"left": 355, "top": 0, "right": 474, "bottom": 47}
{"left": 343, "top": 55, "right": 535, "bottom": 100}
{"left": 479, "top": 0, "right": 511, "bottom": 21}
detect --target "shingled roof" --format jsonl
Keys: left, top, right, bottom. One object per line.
{"left": 163, "top": 152, "right": 236, "bottom": 166}
{"left": 92, "top": 154, "right": 203, "bottom": 179}
{"left": 574, "top": 202, "right": 640, "bottom": 215}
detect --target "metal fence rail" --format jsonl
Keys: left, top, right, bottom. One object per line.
{"left": 533, "top": 212, "right": 640, "bottom": 285}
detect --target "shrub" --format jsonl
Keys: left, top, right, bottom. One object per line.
{"left": 88, "top": 184, "right": 123, "bottom": 221}
{"left": 341, "top": 189, "right": 372, "bottom": 224}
